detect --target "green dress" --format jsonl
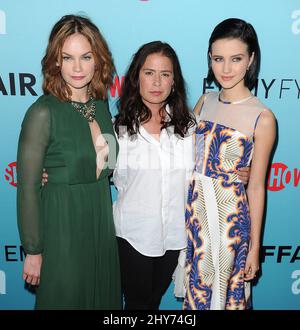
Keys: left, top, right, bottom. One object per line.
{"left": 17, "top": 94, "right": 121, "bottom": 310}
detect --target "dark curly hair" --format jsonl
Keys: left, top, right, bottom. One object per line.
{"left": 114, "top": 41, "right": 195, "bottom": 138}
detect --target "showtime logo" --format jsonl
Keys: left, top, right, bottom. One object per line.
{"left": 4, "top": 161, "right": 300, "bottom": 191}
{"left": 267, "top": 163, "right": 300, "bottom": 191}
{"left": 4, "top": 161, "right": 17, "bottom": 187}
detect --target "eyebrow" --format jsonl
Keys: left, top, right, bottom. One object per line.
{"left": 142, "top": 68, "right": 173, "bottom": 72}
{"left": 61, "top": 51, "right": 92, "bottom": 56}
{"left": 212, "top": 53, "right": 245, "bottom": 57}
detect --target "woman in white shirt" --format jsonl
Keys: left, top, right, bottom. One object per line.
{"left": 113, "top": 41, "right": 196, "bottom": 310}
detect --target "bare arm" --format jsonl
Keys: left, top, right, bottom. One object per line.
{"left": 244, "top": 109, "right": 276, "bottom": 280}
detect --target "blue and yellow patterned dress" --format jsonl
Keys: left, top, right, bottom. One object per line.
{"left": 184, "top": 92, "right": 265, "bottom": 310}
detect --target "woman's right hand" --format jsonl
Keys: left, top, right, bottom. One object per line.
{"left": 41, "top": 168, "right": 48, "bottom": 186}
{"left": 23, "top": 254, "right": 42, "bottom": 286}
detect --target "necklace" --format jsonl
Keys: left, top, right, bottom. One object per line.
{"left": 218, "top": 93, "right": 254, "bottom": 105}
{"left": 70, "top": 96, "right": 96, "bottom": 122}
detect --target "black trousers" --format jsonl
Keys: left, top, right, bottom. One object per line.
{"left": 117, "top": 237, "right": 180, "bottom": 310}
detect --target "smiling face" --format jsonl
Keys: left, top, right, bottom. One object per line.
{"left": 210, "top": 37, "right": 254, "bottom": 91}
{"left": 59, "top": 33, "right": 95, "bottom": 99}
{"left": 139, "top": 52, "right": 174, "bottom": 110}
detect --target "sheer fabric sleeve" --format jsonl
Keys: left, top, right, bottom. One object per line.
{"left": 17, "top": 100, "right": 50, "bottom": 255}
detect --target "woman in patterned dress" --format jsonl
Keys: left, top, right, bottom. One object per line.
{"left": 184, "top": 18, "right": 276, "bottom": 310}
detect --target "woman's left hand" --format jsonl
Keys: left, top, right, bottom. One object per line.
{"left": 237, "top": 167, "right": 250, "bottom": 185}
{"left": 244, "top": 247, "right": 260, "bottom": 281}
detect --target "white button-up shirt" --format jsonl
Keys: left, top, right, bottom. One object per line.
{"left": 113, "top": 119, "right": 195, "bottom": 257}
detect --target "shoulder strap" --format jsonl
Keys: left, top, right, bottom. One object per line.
{"left": 193, "top": 94, "right": 207, "bottom": 116}
{"left": 253, "top": 109, "right": 266, "bottom": 136}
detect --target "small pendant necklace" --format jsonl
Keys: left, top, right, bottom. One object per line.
{"left": 218, "top": 93, "right": 254, "bottom": 105}
{"left": 70, "top": 95, "right": 96, "bottom": 122}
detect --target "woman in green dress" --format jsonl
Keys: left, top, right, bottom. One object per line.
{"left": 17, "top": 14, "right": 121, "bottom": 309}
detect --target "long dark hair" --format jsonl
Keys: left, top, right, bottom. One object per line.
{"left": 206, "top": 18, "right": 261, "bottom": 90}
{"left": 114, "top": 41, "right": 195, "bottom": 137}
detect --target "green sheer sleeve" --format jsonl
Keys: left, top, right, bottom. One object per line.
{"left": 17, "top": 99, "right": 50, "bottom": 255}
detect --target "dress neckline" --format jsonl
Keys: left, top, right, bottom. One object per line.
{"left": 218, "top": 92, "right": 254, "bottom": 105}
